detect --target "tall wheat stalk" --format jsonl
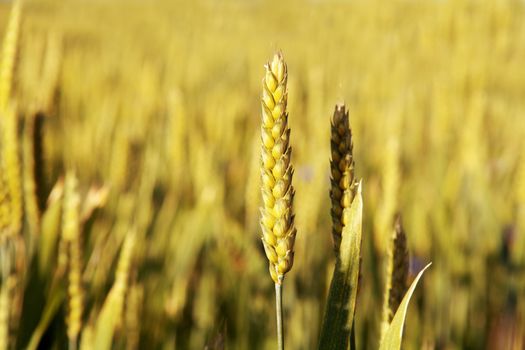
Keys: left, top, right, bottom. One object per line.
{"left": 260, "top": 52, "right": 297, "bottom": 350}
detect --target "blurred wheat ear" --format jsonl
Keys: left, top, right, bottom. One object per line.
{"left": 381, "top": 214, "right": 409, "bottom": 338}
{"left": 89, "top": 229, "right": 137, "bottom": 350}
{"left": 0, "top": 0, "right": 21, "bottom": 110}
{"left": 0, "top": 2, "right": 23, "bottom": 349}
{"left": 62, "top": 171, "right": 83, "bottom": 350}
{"left": 0, "top": 0, "right": 23, "bottom": 240}
{"left": 259, "top": 52, "right": 296, "bottom": 350}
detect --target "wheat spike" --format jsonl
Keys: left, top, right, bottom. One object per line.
{"left": 329, "top": 104, "right": 356, "bottom": 254}
{"left": 259, "top": 52, "right": 296, "bottom": 285}
{"left": 0, "top": 177, "right": 10, "bottom": 243}
{"left": 93, "top": 230, "right": 137, "bottom": 350}
{"left": 0, "top": 0, "right": 21, "bottom": 110}
{"left": 381, "top": 214, "right": 409, "bottom": 337}
{"left": 62, "top": 172, "right": 83, "bottom": 349}
{"left": 0, "top": 0, "right": 24, "bottom": 243}
{"left": 0, "top": 105, "right": 22, "bottom": 240}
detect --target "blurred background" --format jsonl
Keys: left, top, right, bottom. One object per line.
{"left": 1, "top": 0, "right": 525, "bottom": 349}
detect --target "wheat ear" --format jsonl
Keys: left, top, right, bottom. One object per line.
{"left": 260, "top": 52, "right": 296, "bottom": 350}
{"left": 329, "top": 104, "right": 356, "bottom": 255}
{"left": 62, "top": 172, "right": 83, "bottom": 350}
{"left": 381, "top": 214, "right": 409, "bottom": 338}
{"left": 0, "top": 0, "right": 21, "bottom": 110}
{"left": 0, "top": 0, "right": 22, "bottom": 241}
{"left": 260, "top": 52, "right": 296, "bottom": 284}
{"left": 0, "top": 105, "right": 22, "bottom": 240}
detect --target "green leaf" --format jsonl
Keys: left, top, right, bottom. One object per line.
{"left": 318, "top": 182, "right": 363, "bottom": 350}
{"left": 379, "top": 263, "right": 432, "bottom": 350}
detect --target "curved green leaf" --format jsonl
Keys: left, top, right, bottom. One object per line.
{"left": 379, "top": 263, "right": 432, "bottom": 350}
{"left": 318, "top": 182, "right": 363, "bottom": 350}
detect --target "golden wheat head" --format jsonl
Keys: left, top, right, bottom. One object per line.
{"left": 259, "top": 52, "right": 296, "bottom": 285}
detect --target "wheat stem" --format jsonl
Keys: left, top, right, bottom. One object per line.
{"left": 275, "top": 282, "right": 284, "bottom": 350}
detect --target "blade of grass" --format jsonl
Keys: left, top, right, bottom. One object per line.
{"left": 318, "top": 182, "right": 362, "bottom": 350}
{"left": 379, "top": 263, "right": 432, "bottom": 350}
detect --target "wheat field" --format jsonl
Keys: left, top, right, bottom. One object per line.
{"left": 1, "top": 0, "right": 525, "bottom": 349}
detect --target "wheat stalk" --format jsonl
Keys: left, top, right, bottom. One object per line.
{"left": 125, "top": 282, "right": 143, "bottom": 350}
{"left": 381, "top": 214, "right": 409, "bottom": 338}
{"left": 260, "top": 52, "right": 296, "bottom": 350}
{"left": 0, "top": 275, "right": 15, "bottom": 350}
{"left": 329, "top": 104, "right": 356, "bottom": 255}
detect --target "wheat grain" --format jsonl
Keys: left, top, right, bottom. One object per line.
{"left": 259, "top": 52, "right": 296, "bottom": 285}
{"left": 329, "top": 104, "right": 356, "bottom": 255}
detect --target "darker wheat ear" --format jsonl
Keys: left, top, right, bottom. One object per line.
{"left": 381, "top": 213, "right": 409, "bottom": 339}
{"left": 329, "top": 104, "right": 356, "bottom": 255}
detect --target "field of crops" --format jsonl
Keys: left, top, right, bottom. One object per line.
{"left": 1, "top": 0, "right": 525, "bottom": 349}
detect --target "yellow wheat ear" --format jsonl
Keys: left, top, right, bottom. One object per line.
{"left": 0, "top": 0, "right": 21, "bottom": 110}
{"left": 259, "top": 52, "right": 297, "bottom": 350}
{"left": 329, "top": 104, "right": 356, "bottom": 255}
{"left": 0, "top": 0, "right": 22, "bottom": 243}
{"left": 259, "top": 52, "right": 296, "bottom": 285}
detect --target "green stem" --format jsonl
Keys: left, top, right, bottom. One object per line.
{"left": 275, "top": 282, "right": 284, "bottom": 350}
{"left": 69, "top": 338, "right": 77, "bottom": 350}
